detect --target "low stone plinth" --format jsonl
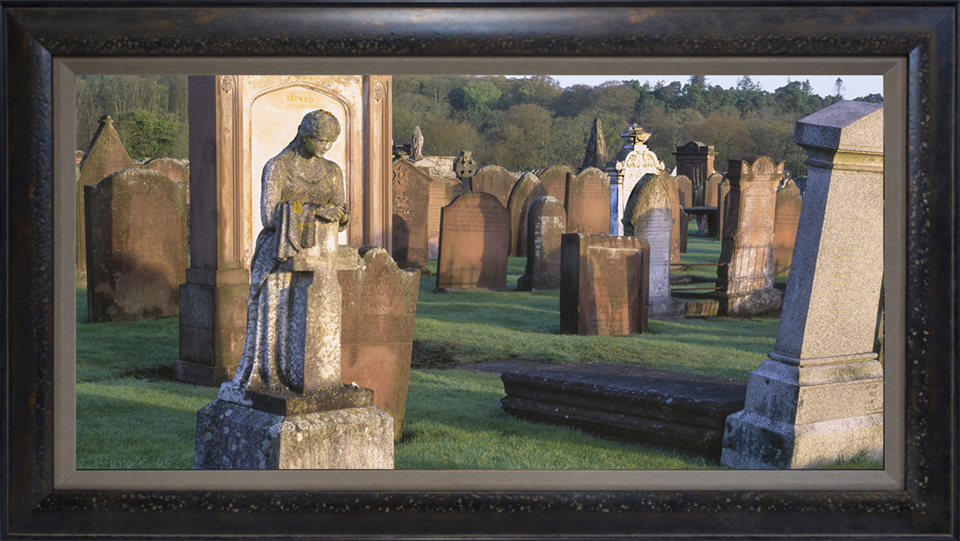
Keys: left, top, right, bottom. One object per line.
{"left": 648, "top": 297, "right": 687, "bottom": 319}
{"left": 499, "top": 362, "right": 746, "bottom": 458}
{"left": 194, "top": 384, "right": 394, "bottom": 469}
{"left": 712, "top": 288, "right": 783, "bottom": 317}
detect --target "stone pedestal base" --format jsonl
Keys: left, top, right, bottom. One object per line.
{"left": 176, "top": 267, "right": 250, "bottom": 386}
{"left": 647, "top": 297, "right": 687, "bottom": 319}
{"left": 721, "top": 354, "right": 883, "bottom": 469}
{"left": 713, "top": 288, "right": 783, "bottom": 317}
{"left": 194, "top": 384, "right": 394, "bottom": 469}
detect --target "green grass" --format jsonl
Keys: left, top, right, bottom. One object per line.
{"left": 74, "top": 232, "right": 880, "bottom": 470}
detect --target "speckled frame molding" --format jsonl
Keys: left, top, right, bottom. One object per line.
{"left": 2, "top": 2, "right": 957, "bottom": 539}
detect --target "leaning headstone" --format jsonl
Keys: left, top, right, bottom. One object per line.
{"left": 773, "top": 178, "right": 802, "bottom": 276}
{"left": 84, "top": 168, "right": 187, "bottom": 322}
{"left": 722, "top": 100, "right": 884, "bottom": 469}
{"left": 580, "top": 117, "right": 608, "bottom": 171}
{"left": 605, "top": 123, "right": 664, "bottom": 235}
{"left": 564, "top": 167, "right": 610, "bottom": 236}
{"left": 471, "top": 164, "right": 519, "bottom": 209}
{"left": 507, "top": 172, "right": 548, "bottom": 257}
{"left": 436, "top": 192, "right": 510, "bottom": 291}
{"left": 623, "top": 173, "right": 686, "bottom": 319}
{"left": 517, "top": 196, "right": 566, "bottom": 291}
{"left": 77, "top": 115, "right": 135, "bottom": 273}
{"left": 560, "top": 234, "right": 649, "bottom": 336}
{"left": 537, "top": 165, "right": 573, "bottom": 205}
{"left": 391, "top": 157, "right": 431, "bottom": 272}
{"left": 713, "top": 155, "right": 784, "bottom": 316}
{"left": 427, "top": 174, "right": 455, "bottom": 259}
{"left": 339, "top": 247, "right": 420, "bottom": 442}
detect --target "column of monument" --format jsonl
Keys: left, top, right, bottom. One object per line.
{"left": 721, "top": 101, "right": 884, "bottom": 468}
{"left": 175, "top": 76, "right": 251, "bottom": 386}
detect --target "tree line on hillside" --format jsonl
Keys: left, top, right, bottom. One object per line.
{"left": 393, "top": 75, "right": 883, "bottom": 176}
{"left": 76, "top": 75, "right": 189, "bottom": 160}
{"left": 75, "top": 75, "right": 883, "bottom": 178}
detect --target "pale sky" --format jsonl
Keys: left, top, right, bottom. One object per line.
{"left": 534, "top": 75, "right": 883, "bottom": 100}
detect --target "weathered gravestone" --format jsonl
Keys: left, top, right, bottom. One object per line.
{"left": 604, "top": 124, "right": 664, "bottom": 236}
{"left": 391, "top": 157, "right": 431, "bottom": 272}
{"left": 704, "top": 172, "right": 724, "bottom": 208}
{"left": 565, "top": 167, "right": 611, "bottom": 236}
{"left": 339, "top": 246, "right": 419, "bottom": 442}
{"left": 663, "top": 173, "right": 686, "bottom": 264}
{"left": 722, "top": 100, "right": 884, "bottom": 469}
{"left": 560, "top": 234, "right": 649, "bottom": 336}
{"left": 623, "top": 173, "right": 686, "bottom": 319}
{"left": 436, "top": 192, "right": 510, "bottom": 291}
{"left": 580, "top": 117, "right": 608, "bottom": 171}
{"left": 716, "top": 177, "right": 731, "bottom": 241}
{"left": 536, "top": 165, "right": 573, "bottom": 206}
{"left": 77, "top": 115, "right": 135, "bottom": 274}
{"left": 84, "top": 169, "right": 187, "bottom": 322}
{"left": 143, "top": 157, "right": 189, "bottom": 184}
{"left": 470, "top": 164, "right": 518, "bottom": 210}
{"left": 674, "top": 174, "right": 694, "bottom": 253}
{"left": 518, "top": 196, "right": 566, "bottom": 291}
{"left": 773, "top": 178, "right": 802, "bottom": 276}
{"left": 195, "top": 111, "right": 393, "bottom": 469}
{"left": 507, "top": 172, "right": 549, "bottom": 257}
{"left": 427, "top": 174, "right": 455, "bottom": 259}
{"left": 713, "top": 155, "right": 784, "bottom": 316}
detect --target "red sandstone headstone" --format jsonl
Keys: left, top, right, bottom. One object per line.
{"left": 704, "top": 172, "right": 724, "bottom": 207}
{"left": 470, "top": 165, "right": 518, "bottom": 209}
{"left": 84, "top": 168, "right": 187, "bottom": 322}
{"left": 714, "top": 155, "right": 784, "bottom": 316}
{"left": 537, "top": 165, "right": 573, "bottom": 205}
{"left": 143, "top": 157, "right": 189, "bottom": 184}
{"left": 77, "top": 115, "right": 135, "bottom": 273}
{"left": 507, "top": 172, "right": 548, "bottom": 257}
{"left": 339, "top": 247, "right": 420, "bottom": 442}
{"left": 517, "top": 196, "right": 566, "bottom": 291}
{"left": 560, "top": 234, "right": 649, "bottom": 336}
{"left": 427, "top": 174, "right": 455, "bottom": 259}
{"left": 436, "top": 192, "right": 510, "bottom": 291}
{"left": 565, "top": 167, "right": 610, "bottom": 235}
{"left": 773, "top": 178, "right": 802, "bottom": 276}
{"left": 391, "top": 158, "right": 432, "bottom": 271}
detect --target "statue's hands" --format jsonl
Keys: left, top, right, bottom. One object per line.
{"left": 314, "top": 203, "right": 349, "bottom": 231}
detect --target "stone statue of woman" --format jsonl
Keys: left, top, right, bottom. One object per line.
{"left": 228, "top": 110, "right": 350, "bottom": 395}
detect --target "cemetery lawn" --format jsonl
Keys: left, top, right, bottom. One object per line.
{"left": 75, "top": 231, "right": 879, "bottom": 470}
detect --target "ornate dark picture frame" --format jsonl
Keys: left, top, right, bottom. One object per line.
{"left": 2, "top": 2, "right": 957, "bottom": 538}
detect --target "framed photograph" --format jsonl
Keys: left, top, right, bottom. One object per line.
{"left": 3, "top": 2, "right": 956, "bottom": 538}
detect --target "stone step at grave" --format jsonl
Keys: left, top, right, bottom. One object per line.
{"left": 499, "top": 362, "right": 746, "bottom": 458}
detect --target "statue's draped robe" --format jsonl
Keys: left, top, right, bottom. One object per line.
{"left": 232, "top": 147, "right": 345, "bottom": 392}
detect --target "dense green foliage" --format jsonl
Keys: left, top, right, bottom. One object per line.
{"left": 76, "top": 75, "right": 189, "bottom": 159}
{"left": 394, "top": 75, "right": 882, "bottom": 176}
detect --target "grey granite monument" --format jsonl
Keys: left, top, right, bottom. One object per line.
{"left": 721, "top": 100, "right": 884, "bottom": 469}
{"left": 194, "top": 110, "right": 394, "bottom": 470}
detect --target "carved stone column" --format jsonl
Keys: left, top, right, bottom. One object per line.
{"left": 175, "top": 76, "right": 250, "bottom": 386}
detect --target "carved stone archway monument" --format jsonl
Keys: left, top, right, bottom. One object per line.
{"left": 176, "top": 76, "right": 393, "bottom": 386}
